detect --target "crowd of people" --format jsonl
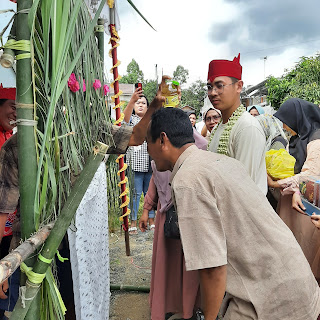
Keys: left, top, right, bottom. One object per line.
{"left": 1, "top": 53, "right": 320, "bottom": 320}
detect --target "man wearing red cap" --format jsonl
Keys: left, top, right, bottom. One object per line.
{"left": 206, "top": 54, "right": 267, "bottom": 194}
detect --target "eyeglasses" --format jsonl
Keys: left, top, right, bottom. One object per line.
{"left": 205, "top": 81, "right": 238, "bottom": 94}
{"left": 205, "top": 115, "right": 221, "bottom": 122}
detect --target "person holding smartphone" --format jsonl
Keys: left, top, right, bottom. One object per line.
{"left": 123, "top": 84, "right": 155, "bottom": 234}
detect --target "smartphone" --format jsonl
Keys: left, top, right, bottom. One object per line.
{"left": 135, "top": 83, "right": 142, "bottom": 90}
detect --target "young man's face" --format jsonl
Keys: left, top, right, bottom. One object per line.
{"left": 146, "top": 125, "right": 171, "bottom": 172}
{"left": 207, "top": 76, "right": 242, "bottom": 112}
{"left": 0, "top": 99, "right": 16, "bottom": 131}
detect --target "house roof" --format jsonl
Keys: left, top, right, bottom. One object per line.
{"left": 107, "top": 83, "right": 135, "bottom": 95}
{"left": 241, "top": 79, "right": 268, "bottom": 98}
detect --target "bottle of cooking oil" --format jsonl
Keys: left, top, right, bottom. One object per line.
{"left": 162, "top": 80, "right": 180, "bottom": 108}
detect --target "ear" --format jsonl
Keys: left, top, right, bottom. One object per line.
{"left": 236, "top": 80, "right": 244, "bottom": 93}
{"left": 159, "top": 132, "right": 170, "bottom": 150}
{"left": 159, "top": 132, "right": 165, "bottom": 145}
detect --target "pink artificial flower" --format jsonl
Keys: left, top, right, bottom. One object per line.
{"left": 103, "top": 84, "right": 110, "bottom": 96}
{"left": 68, "top": 73, "right": 80, "bottom": 93}
{"left": 93, "top": 79, "right": 101, "bottom": 90}
{"left": 83, "top": 79, "right": 86, "bottom": 92}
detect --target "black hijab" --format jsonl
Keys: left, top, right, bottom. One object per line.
{"left": 274, "top": 98, "right": 320, "bottom": 173}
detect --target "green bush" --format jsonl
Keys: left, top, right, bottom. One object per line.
{"left": 266, "top": 54, "right": 320, "bottom": 110}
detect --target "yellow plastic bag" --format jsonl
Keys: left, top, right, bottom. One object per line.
{"left": 265, "top": 149, "right": 296, "bottom": 180}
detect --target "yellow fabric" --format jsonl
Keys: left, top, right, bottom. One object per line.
{"left": 265, "top": 149, "right": 296, "bottom": 180}
{"left": 107, "top": 0, "right": 114, "bottom": 8}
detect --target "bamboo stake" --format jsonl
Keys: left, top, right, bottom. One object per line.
{"left": 16, "top": 0, "right": 37, "bottom": 242}
{"left": 95, "top": 18, "right": 105, "bottom": 64}
{"left": 16, "top": 0, "right": 39, "bottom": 318}
{"left": 10, "top": 144, "right": 109, "bottom": 320}
{"left": 109, "top": 6, "right": 131, "bottom": 256}
{"left": 0, "top": 222, "right": 54, "bottom": 284}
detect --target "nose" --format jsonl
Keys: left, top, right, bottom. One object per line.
{"left": 13, "top": 109, "right": 17, "bottom": 119}
{"left": 208, "top": 88, "right": 218, "bottom": 98}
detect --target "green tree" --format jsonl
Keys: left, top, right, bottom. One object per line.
{"left": 120, "top": 58, "right": 144, "bottom": 84}
{"left": 181, "top": 80, "right": 207, "bottom": 115}
{"left": 142, "top": 79, "right": 158, "bottom": 102}
{"left": 266, "top": 54, "right": 320, "bottom": 109}
{"left": 173, "top": 65, "right": 189, "bottom": 85}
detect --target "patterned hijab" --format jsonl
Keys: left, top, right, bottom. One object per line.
{"left": 274, "top": 98, "right": 320, "bottom": 173}
{"left": 256, "top": 114, "right": 287, "bottom": 150}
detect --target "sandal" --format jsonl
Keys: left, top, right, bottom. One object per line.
{"left": 128, "top": 227, "right": 138, "bottom": 235}
{"left": 150, "top": 224, "right": 155, "bottom": 231}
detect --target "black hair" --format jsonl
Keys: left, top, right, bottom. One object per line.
{"left": 143, "top": 95, "right": 149, "bottom": 107}
{"left": 186, "top": 110, "right": 196, "bottom": 117}
{"left": 0, "top": 99, "right": 7, "bottom": 107}
{"left": 150, "top": 108, "right": 195, "bottom": 148}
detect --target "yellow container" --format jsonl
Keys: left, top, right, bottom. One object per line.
{"left": 162, "top": 80, "right": 180, "bottom": 108}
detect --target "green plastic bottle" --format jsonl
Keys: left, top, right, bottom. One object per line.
{"left": 162, "top": 80, "right": 180, "bottom": 108}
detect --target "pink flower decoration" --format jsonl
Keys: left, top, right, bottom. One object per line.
{"left": 83, "top": 79, "right": 86, "bottom": 92}
{"left": 103, "top": 84, "right": 110, "bottom": 96}
{"left": 68, "top": 73, "right": 80, "bottom": 93}
{"left": 93, "top": 79, "right": 101, "bottom": 90}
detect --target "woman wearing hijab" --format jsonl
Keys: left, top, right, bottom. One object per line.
{"left": 256, "top": 113, "right": 288, "bottom": 151}
{"left": 201, "top": 107, "right": 221, "bottom": 140}
{"left": 247, "top": 105, "right": 265, "bottom": 117}
{"left": 267, "top": 98, "right": 320, "bottom": 212}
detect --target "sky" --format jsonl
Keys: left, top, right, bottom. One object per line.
{"left": 1, "top": 0, "right": 320, "bottom": 88}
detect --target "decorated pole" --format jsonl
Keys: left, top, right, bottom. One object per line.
{"left": 109, "top": 4, "right": 130, "bottom": 256}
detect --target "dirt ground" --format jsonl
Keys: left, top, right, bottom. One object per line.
{"left": 109, "top": 228, "right": 154, "bottom": 320}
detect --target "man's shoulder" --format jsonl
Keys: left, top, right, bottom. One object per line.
{"left": 174, "top": 148, "right": 239, "bottom": 182}
{"left": 233, "top": 112, "right": 265, "bottom": 136}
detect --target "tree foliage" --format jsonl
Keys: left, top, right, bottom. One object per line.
{"left": 142, "top": 79, "right": 158, "bottom": 103}
{"left": 173, "top": 65, "right": 189, "bottom": 85}
{"left": 266, "top": 54, "right": 320, "bottom": 109}
{"left": 120, "top": 58, "right": 144, "bottom": 84}
{"left": 181, "top": 80, "right": 207, "bottom": 116}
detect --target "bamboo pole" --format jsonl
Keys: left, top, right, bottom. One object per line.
{"left": 16, "top": 0, "right": 39, "bottom": 318}
{"left": 0, "top": 222, "right": 54, "bottom": 284}
{"left": 95, "top": 18, "right": 105, "bottom": 64}
{"left": 16, "top": 0, "right": 37, "bottom": 242}
{"left": 109, "top": 7, "right": 130, "bottom": 256}
{"left": 10, "top": 144, "right": 109, "bottom": 320}
{"left": 110, "top": 284, "right": 150, "bottom": 292}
